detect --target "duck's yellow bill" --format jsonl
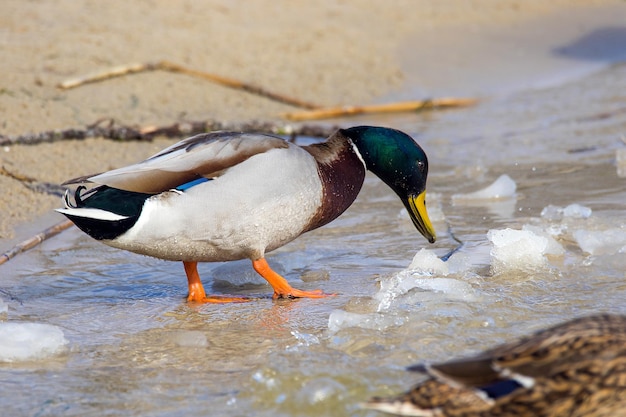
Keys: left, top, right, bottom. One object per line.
{"left": 407, "top": 191, "right": 436, "bottom": 243}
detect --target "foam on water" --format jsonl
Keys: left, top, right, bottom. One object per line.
{"left": 0, "top": 322, "right": 68, "bottom": 362}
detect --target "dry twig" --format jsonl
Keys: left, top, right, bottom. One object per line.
{"left": 58, "top": 60, "right": 321, "bottom": 109}
{"left": 0, "top": 220, "right": 74, "bottom": 266}
{"left": 0, "top": 119, "right": 339, "bottom": 147}
{"left": 282, "top": 98, "right": 478, "bottom": 121}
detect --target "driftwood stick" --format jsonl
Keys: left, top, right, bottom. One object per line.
{"left": 282, "top": 98, "right": 479, "bottom": 121}
{"left": 58, "top": 61, "right": 321, "bottom": 109}
{"left": 0, "top": 120, "right": 339, "bottom": 147}
{"left": 0, "top": 220, "right": 74, "bottom": 266}
{"left": 157, "top": 61, "right": 320, "bottom": 109}
{"left": 58, "top": 63, "right": 152, "bottom": 89}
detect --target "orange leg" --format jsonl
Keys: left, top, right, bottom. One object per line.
{"left": 252, "top": 258, "right": 334, "bottom": 299}
{"left": 183, "top": 261, "right": 251, "bottom": 303}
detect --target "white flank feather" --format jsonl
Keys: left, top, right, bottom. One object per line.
{"left": 55, "top": 208, "right": 129, "bottom": 221}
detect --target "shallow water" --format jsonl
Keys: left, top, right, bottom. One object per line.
{"left": 2, "top": 64, "right": 626, "bottom": 416}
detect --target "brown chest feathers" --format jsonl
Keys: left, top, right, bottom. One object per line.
{"left": 302, "top": 133, "right": 366, "bottom": 232}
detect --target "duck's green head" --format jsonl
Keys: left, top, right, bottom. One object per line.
{"left": 342, "top": 126, "right": 436, "bottom": 243}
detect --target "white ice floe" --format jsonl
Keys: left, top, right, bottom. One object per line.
{"left": 573, "top": 227, "right": 626, "bottom": 255}
{"left": 541, "top": 203, "right": 592, "bottom": 221}
{"left": 327, "top": 248, "right": 479, "bottom": 332}
{"left": 328, "top": 310, "right": 404, "bottom": 333}
{"left": 452, "top": 174, "right": 517, "bottom": 201}
{"left": 0, "top": 322, "right": 68, "bottom": 362}
{"left": 375, "top": 270, "right": 478, "bottom": 312}
{"left": 521, "top": 225, "right": 565, "bottom": 256}
{"left": 407, "top": 249, "right": 449, "bottom": 275}
{"left": 487, "top": 228, "right": 553, "bottom": 273}
{"left": 375, "top": 249, "right": 478, "bottom": 312}
{"left": 451, "top": 174, "right": 518, "bottom": 218}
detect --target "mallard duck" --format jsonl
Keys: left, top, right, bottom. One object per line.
{"left": 364, "top": 314, "right": 626, "bottom": 417}
{"left": 57, "top": 126, "right": 436, "bottom": 303}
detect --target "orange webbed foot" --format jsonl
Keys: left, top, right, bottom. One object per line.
{"left": 272, "top": 288, "right": 334, "bottom": 299}
{"left": 187, "top": 294, "right": 252, "bottom": 304}
{"left": 252, "top": 258, "right": 336, "bottom": 300}
{"left": 183, "top": 261, "right": 252, "bottom": 304}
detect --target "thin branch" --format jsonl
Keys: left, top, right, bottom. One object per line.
{"left": 58, "top": 60, "right": 321, "bottom": 110}
{"left": 0, "top": 119, "right": 340, "bottom": 147}
{"left": 0, "top": 220, "right": 74, "bottom": 266}
{"left": 282, "top": 98, "right": 479, "bottom": 121}
{"left": 1, "top": 165, "right": 67, "bottom": 196}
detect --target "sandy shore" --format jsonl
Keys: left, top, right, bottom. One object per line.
{"left": 0, "top": 0, "right": 623, "bottom": 246}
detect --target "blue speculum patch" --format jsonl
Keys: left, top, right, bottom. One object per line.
{"left": 176, "top": 177, "right": 210, "bottom": 191}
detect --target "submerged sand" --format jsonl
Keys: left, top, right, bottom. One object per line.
{"left": 0, "top": 0, "right": 623, "bottom": 247}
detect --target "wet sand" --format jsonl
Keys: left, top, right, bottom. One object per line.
{"left": 0, "top": 0, "right": 624, "bottom": 245}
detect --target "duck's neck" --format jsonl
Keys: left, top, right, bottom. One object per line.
{"left": 302, "top": 132, "right": 366, "bottom": 232}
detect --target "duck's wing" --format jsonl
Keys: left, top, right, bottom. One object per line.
{"left": 64, "top": 131, "right": 290, "bottom": 193}
{"left": 408, "top": 315, "right": 626, "bottom": 400}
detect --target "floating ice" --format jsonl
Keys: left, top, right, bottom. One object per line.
{"left": 541, "top": 203, "right": 592, "bottom": 221}
{"left": 328, "top": 248, "right": 480, "bottom": 332}
{"left": 407, "top": 249, "right": 449, "bottom": 275}
{"left": 487, "top": 228, "right": 549, "bottom": 273}
{"left": 376, "top": 271, "right": 478, "bottom": 311}
{"left": 452, "top": 174, "right": 516, "bottom": 201}
{"left": 573, "top": 228, "right": 626, "bottom": 255}
{"left": 0, "top": 322, "right": 68, "bottom": 362}
{"left": 522, "top": 225, "right": 565, "bottom": 256}
{"left": 328, "top": 310, "right": 391, "bottom": 333}
{"left": 287, "top": 330, "right": 320, "bottom": 351}
{"left": 563, "top": 203, "right": 592, "bottom": 219}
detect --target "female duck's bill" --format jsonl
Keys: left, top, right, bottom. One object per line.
{"left": 57, "top": 126, "right": 436, "bottom": 303}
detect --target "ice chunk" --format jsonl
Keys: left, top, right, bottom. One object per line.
{"left": 573, "top": 228, "right": 626, "bottom": 255}
{"left": 328, "top": 310, "right": 393, "bottom": 333}
{"left": 375, "top": 269, "right": 477, "bottom": 312}
{"left": 541, "top": 203, "right": 592, "bottom": 221}
{"left": 452, "top": 174, "right": 516, "bottom": 201}
{"left": 408, "top": 249, "right": 449, "bottom": 275}
{"left": 522, "top": 225, "right": 565, "bottom": 256}
{"left": 487, "top": 228, "right": 548, "bottom": 273}
{"left": 0, "top": 322, "right": 68, "bottom": 362}
{"left": 540, "top": 204, "right": 564, "bottom": 221}
{"left": 563, "top": 203, "right": 592, "bottom": 219}
{"left": 287, "top": 330, "right": 320, "bottom": 351}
